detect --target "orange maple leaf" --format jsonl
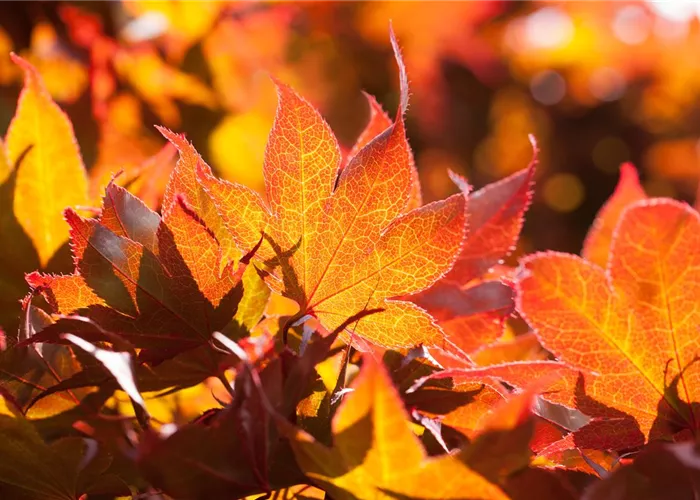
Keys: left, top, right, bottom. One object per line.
{"left": 197, "top": 29, "right": 466, "bottom": 349}
{"left": 517, "top": 198, "right": 700, "bottom": 450}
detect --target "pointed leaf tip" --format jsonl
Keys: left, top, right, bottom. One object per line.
{"left": 63, "top": 206, "right": 81, "bottom": 225}
{"left": 528, "top": 133, "right": 538, "bottom": 151}
{"left": 389, "top": 23, "right": 409, "bottom": 115}
{"left": 527, "top": 134, "right": 539, "bottom": 170}
{"left": 447, "top": 169, "right": 472, "bottom": 194}
{"left": 10, "top": 53, "right": 39, "bottom": 85}
{"left": 435, "top": 155, "right": 534, "bottom": 286}
{"left": 155, "top": 125, "right": 188, "bottom": 151}
{"left": 582, "top": 161, "right": 645, "bottom": 267}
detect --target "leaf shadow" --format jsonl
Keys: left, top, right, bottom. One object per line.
{"left": 40, "top": 211, "right": 246, "bottom": 366}
{"left": 79, "top": 227, "right": 140, "bottom": 318}
{"left": 21, "top": 206, "right": 265, "bottom": 402}
{"left": 260, "top": 231, "right": 303, "bottom": 303}
{"left": 571, "top": 373, "right": 645, "bottom": 453}
{"left": 156, "top": 217, "right": 246, "bottom": 324}
{"left": 134, "top": 218, "right": 245, "bottom": 362}
{"left": 649, "top": 356, "right": 700, "bottom": 442}
{"left": 405, "top": 384, "right": 493, "bottom": 416}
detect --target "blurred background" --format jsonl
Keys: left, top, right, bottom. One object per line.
{"left": 1, "top": 0, "right": 699, "bottom": 255}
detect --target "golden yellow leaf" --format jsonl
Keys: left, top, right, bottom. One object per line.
{"left": 5, "top": 54, "right": 88, "bottom": 267}
{"left": 282, "top": 356, "right": 508, "bottom": 499}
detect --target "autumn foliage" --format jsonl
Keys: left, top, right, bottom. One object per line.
{"left": 3, "top": 9, "right": 700, "bottom": 500}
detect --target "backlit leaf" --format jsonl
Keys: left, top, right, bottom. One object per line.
{"left": 201, "top": 30, "right": 464, "bottom": 348}
{"left": 407, "top": 380, "right": 507, "bottom": 439}
{"left": 408, "top": 141, "right": 535, "bottom": 359}
{"left": 517, "top": 199, "right": 700, "bottom": 449}
{"left": 160, "top": 127, "right": 271, "bottom": 330}
{"left": 411, "top": 280, "right": 514, "bottom": 356}
{"left": 471, "top": 332, "right": 550, "bottom": 366}
{"left": 582, "top": 163, "right": 646, "bottom": 268}
{"left": 441, "top": 141, "right": 536, "bottom": 285}
{"left": 5, "top": 54, "right": 88, "bottom": 267}
{"left": 346, "top": 92, "right": 392, "bottom": 163}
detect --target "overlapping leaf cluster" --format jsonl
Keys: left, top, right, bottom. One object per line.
{"left": 1, "top": 27, "right": 699, "bottom": 500}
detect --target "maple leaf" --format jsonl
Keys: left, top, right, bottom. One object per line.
{"left": 412, "top": 279, "right": 515, "bottom": 358}
{"left": 403, "top": 356, "right": 608, "bottom": 476}
{"left": 440, "top": 141, "right": 537, "bottom": 287}
{"left": 406, "top": 358, "right": 579, "bottom": 439}
{"left": 25, "top": 180, "right": 252, "bottom": 362}
{"left": 158, "top": 126, "right": 271, "bottom": 334}
{"left": 4, "top": 54, "right": 88, "bottom": 267}
{"left": 517, "top": 198, "right": 700, "bottom": 450}
{"left": 280, "top": 355, "right": 508, "bottom": 499}
{"left": 198, "top": 29, "right": 466, "bottom": 349}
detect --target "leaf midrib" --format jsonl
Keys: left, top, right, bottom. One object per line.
{"left": 306, "top": 125, "right": 399, "bottom": 308}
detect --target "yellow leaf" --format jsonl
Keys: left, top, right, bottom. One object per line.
{"left": 282, "top": 356, "right": 508, "bottom": 499}
{"left": 5, "top": 54, "right": 88, "bottom": 267}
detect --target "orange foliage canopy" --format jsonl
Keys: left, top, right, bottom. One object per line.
{"left": 6, "top": 8, "right": 700, "bottom": 497}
